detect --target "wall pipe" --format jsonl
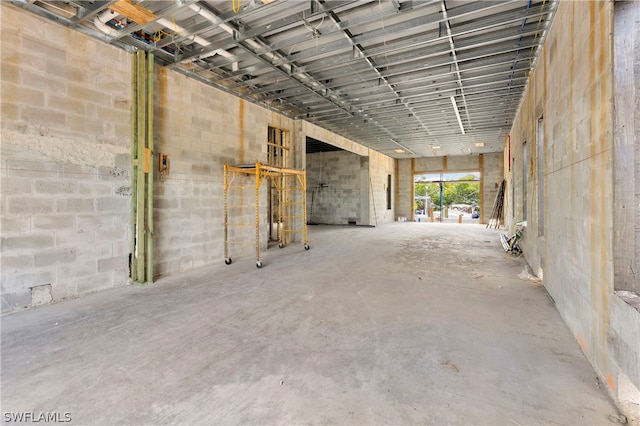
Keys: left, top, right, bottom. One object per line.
{"left": 93, "top": 7, "right": 234, "bottom": 61}
{"left": 146, "top": 51, "right": 154, "bottom": 284}
{"left": 131, "top": 50, "right": 154, "bottom": 284}
{"left": 130, "top": 43, "right": 139, "bottom": 281}
{"left": 135, "top": 51, "right": 147, "bottom": 283}
{"left": 94, "top": 9, "right": 121, "bottom": 37}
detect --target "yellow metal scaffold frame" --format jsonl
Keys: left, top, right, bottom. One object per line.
{"left": 223, "top": 162, "right": 309, "bottom": 268}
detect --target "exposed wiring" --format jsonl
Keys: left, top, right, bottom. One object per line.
{"left": 170, "top": 15, "right": 178, "bottom": 34}
{"left": 232, "top": 0, "right": 240, "bottom": 13}
{"left": 302, "top": 9, "right": 323, "bottom": 38}
{"left": 153, "top": 29, "right": 170, "bottom": 42}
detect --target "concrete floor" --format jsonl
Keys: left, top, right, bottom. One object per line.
{"left": 2, "top": 223, "right": 620, "bottom": 425}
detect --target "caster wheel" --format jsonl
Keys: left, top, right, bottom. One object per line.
{"left": 224, "top": 258, "right": 232, "bottom": 265}
{"left": 304, "top": 244, "right": 310, "bottom": 250}
{"left": 278, "top": 243, "right": 284, "bottom": 249}
{"left": 256, "top": 260, "right": 263, "bottom": 268}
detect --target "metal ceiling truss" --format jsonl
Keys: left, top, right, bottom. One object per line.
{"left": 13, "top": 0, "right": 557, "bottom": 157}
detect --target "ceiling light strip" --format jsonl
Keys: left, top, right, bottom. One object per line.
{"left": 450, "top": 96, "right": 465, "bottom": 135}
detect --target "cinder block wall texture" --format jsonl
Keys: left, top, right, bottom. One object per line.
{"left": 506, "top": 0, "right": 640, "bottom": 414}
{"left": 1, "top": 5, "right": 132, "bottom": 312}
{"left": 301, "top": 121, "right": 395, "bottom": 226}
{"left": 481, "top": 153, "right": 504, "bottom": 225}
{"left": 153, "top": 67, "right": 297, "bottom": 275}
{"left": 306, "top": 151, "right": 362, "bottom": 225}
{"left": 0, "top": 4, "right": 396, "bottom": 311}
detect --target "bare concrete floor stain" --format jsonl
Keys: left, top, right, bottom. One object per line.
{"left": 1, "top": 223, "right": 619, "bottom": 424}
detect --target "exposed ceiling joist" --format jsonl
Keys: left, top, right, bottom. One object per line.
{"left": 14, "top": 0, "right": 558, "bottom": 158}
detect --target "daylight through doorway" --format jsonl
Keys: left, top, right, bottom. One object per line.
{"left": 414, "top": 172, "right": 480, "bottom": 223}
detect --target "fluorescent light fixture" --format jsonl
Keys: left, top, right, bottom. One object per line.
{"left": 475, "top": 142, "right": 485, "bottom": 147}
{"left": 432, "top": 146, "right": 441, "bottom": 149}
{"left": 450, "top": 96, "right": 465, "bottom": 135}
{"left": 394, "top": 149, "right": 405, "bottom": 153}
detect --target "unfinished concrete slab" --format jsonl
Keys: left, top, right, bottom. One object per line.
{"left": 1, "top": 224, "right": 620, "bottom": 424}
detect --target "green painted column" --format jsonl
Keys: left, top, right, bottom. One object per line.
{"left": 131, "top": 50, "right": 154, "bottom": 285}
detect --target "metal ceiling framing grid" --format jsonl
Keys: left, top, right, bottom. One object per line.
{"left": 11, "top": 0, "right": 557, "bottom": 158}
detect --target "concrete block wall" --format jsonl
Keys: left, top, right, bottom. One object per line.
{"left": 481, "top": 153, "right": 504, "bottom": 225}
{"left": 306, "top": 151, "right": 362, "bottom": 225}
{"left": 0, "top": 4, "right": 396, "bottom": 308}
{"left": 506, "top": 0, "right": 640, "bottom": 417}
{"left": 154, "top": 67, "right": 298, "bottom": 272}
{"left": 301, "top": 121, "right": 394, "bottom": 226}
{"left": 1, "top": 4, "right": 131, "bottom": 312}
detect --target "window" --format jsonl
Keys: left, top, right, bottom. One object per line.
{"left": 537, "top": 117, "right": 544, "bottom": 236}
{"left": 613, "top": 1, "right": 640, "bottom": 295}
{"left": 387, "top": 174, "right": 392, "bottom": 210}
{"left": 511, "top": 158, "right": 515, "bottom": 219}
{"left": 522, "top": 141, "right": 527, "bottom": 221}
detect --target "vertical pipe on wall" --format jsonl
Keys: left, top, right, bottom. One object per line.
{"left": 130, "top": 50, "right": 139, "bottom": 282}
{"left": 131, "top": 50, "right": 154, "bottom": 284}
{"left": 146, "top": 52, "right": 154, "bottom": 283}
{"left": 135, "top": 50, "right": 146, "bottom": 282}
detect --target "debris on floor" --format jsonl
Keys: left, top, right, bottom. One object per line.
{"left": 440, "top": 361, "right": 459, "bottom": 373}
{"left": 517, "top": 266, "right": 541, "bottom": 283}
{"left": 608, "top": 414, "right": 627, "bottom": 424}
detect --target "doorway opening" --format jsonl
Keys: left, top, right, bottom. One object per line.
{"left": 414, "top": 172, "right": 480, "bottom": 223}
{"left": 305, "top": 137, "right": 370, "bottom": 226}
